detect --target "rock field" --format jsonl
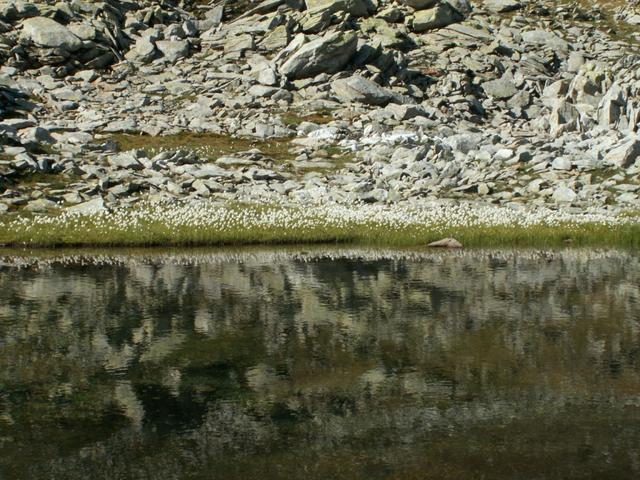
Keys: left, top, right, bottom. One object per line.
{"left": 2, "top": 0, "right": 640, "bottom": 218}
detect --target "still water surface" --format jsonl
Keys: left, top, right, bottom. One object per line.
{"left": 1, "top": 249, "right": 640, "bottom": 479}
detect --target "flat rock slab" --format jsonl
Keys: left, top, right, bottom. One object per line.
{"left": 412, "top": 3, "right": 462, "bottom": 32}
{"left": 305, "top": 0, "right": 373, "bottom": 17}
{"left": 280, "top": 31, "right": 358, "bottom": 80}
{"left": 66, "top": 198, "right": 106, "bottom": 215}
{"left": 331, "top": 75, "right": 394, "bottom": 106}
{"left": 21, "top": 17, "right": 82, "bottom": 51}
{"left": 484, "top": 0, "right": 521, "bottom": 13}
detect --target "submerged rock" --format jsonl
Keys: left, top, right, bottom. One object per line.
{"left": 428, "top": 238, "right": 463, "bottom": 248}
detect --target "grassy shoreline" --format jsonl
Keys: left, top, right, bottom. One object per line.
{"left": 1, "top": 201, "right": 639, "bottom": 249}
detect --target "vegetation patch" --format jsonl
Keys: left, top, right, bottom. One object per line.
{"left": 102, "top": 132, "right": 298, "bottom": 163}
{"left": 1, "top": 200, "right": 639, "bottom": 249}
{"left": 10, "top": 171, "right": 75, "bottom": 190}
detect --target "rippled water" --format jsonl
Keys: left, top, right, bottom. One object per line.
{"left": 1, "top": 249, "right": 640, "bottom": 479}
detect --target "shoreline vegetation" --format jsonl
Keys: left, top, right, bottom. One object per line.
{"left": 2, "top": 200, "right": 639, "bottom": 249}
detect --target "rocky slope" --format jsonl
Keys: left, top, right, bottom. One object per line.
{"left": 1, "top": 0, "right": 640, "bottom": 216}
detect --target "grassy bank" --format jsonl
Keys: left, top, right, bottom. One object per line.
{"left": 1, "top": 201, "right": 639, "bottom": 249}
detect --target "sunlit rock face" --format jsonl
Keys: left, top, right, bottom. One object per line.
{"left": 1, "top": 249, "right": 640, "bottom": 479}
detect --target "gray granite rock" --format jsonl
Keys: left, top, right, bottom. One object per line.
{"left": 280, "top": 31, "right": 358, "bottom": 79}
{"left": 483, "top": 0, "right": 521, "bottom": 13}
{"left": 604, "top": 138, "right": 640, "bottom": 168}
{"left": 156, "top": 40, "right": 190, "bottom": 63}
{"left": 411, "top": 3, "right": 462, "bottom": 32}
{"left": 482, "top": 78, "right": 518, "bottom": 99}
{"left": 332, "top": 75, "right": 394, "bottom": 106}
{"left": 21, "top": 17, "right": 82, "bottom": 51}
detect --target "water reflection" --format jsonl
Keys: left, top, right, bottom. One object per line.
{"left": 1, "top": 249, "right": 639, "bottom": 479}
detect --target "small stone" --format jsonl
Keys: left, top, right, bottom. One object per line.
{"left": 552, "top": 186, "right": 577, "bottom": 203}
{"left": 551, "top": 157, "right": 572, "bottom": 171}
{"left": 477, "top": 183, "right": 490, "bottom": 195}
{"left": 567, "top": 52, "right": 585, "bottom": 73}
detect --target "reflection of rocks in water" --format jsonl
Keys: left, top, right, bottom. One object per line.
{"left": 1, "top": 250, "right": 640, "bottom": 479}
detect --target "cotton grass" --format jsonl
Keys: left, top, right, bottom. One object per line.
{"left": 1, "top": 198, "right": 639, "bottom": 248}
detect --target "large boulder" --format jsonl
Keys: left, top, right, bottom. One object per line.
{"left": 331, "top": 75, "right": 394, "bottom": 105}
{"left": 411, "top": 3, "right": 463, "bottom": 32}
{"left": 21, "top": 16, "right": 82, "bottom": 51}
{"left": 280, "top": 31, "right": 358, "bottom": 80}
{"left": 604, "top": 137, "right": 640, "bottom": 168}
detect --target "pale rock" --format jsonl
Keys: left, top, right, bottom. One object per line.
{"left": 21, "top": 17, "right": 82, "bottom": 51}
{"left": 26, "top": 198, "right": 57, "bottom": 212}
{"left": 603, "top": 138, "right": 640, "bottom": 168}
{"left": 521, "top": 29, "right": 569, "bottom": 57}
{"left": 108, "top": 152, "right": 144, "bottom": 171}
{"left": 598, "top": 83, "right": 626, "bottom": 127}
{"left": 68, "top": 23, "right": 96, "bottom": 41}
{"left": 552, "top": 186, "right": 577, "bottom": 203}
{"left": 567, "top": 52, "right": 585, "bottom": 73}
{"left": 385, "top": 103, "right": 426, "bottom": 121}
{"left": 280, "top": 31, "right": 358, "bottom": 79}
{"left": 125, "top": 37, "right": 156, "bottom": 63}
{"left": 428, "top": 237, "right": 463, "bottom": 248}
{"left": 411, "top": 3, "right": 462, "bottom": 32}
{"left": 332, "top": 75, "right": 394, "bottom": 106}
{"left": 66, "top": 198, "right": 106, "bottom": 215}
{"left": 482, "top": 77, "right": 518, "bottom": 99}
{"left": 477, "top": 183, "right": 490, "bottom": 195}
{"left": 483, "top": 0, "right": 521, "bottom": 13}
{"left": 551, "top": 156, "right": 572, "bottom": 170}
{"left": 156, "top": 40, "right": 190, "bottom": 63}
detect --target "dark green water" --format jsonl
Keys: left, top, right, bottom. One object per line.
{"left": 1, "top": 249, "right": 640, "bottom": 480}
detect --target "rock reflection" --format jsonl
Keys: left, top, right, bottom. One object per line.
{"left": 0, "top": 250, "right": 639, "bottom": 479}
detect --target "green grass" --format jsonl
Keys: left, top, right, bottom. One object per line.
{"left": 1, "top": 204, "right": 639, "bottom": 249}
{"left": 10, "top": 171, "right": 75, "bottom": 190}
{"left": 102, "top": 132, "right": 297, "bottom": 163}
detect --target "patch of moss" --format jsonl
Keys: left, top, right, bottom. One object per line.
{"left": 104, "top": 132, "right": 298, "bottom": 163}
{"left": 13, "top": 172, "right": 74, "bottom": 191}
